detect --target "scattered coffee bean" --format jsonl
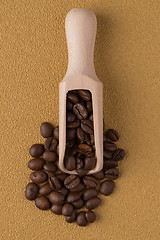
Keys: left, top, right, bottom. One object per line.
{"left": 106, "top": 129, "right": 119, "bottom": 142}
{"left": 28, "top": 158, "right": 45, "bottom": 170}
{"left": 103, "top": 150, "right": 112, "bottom": 159}
{"left": 72, "top": 198, "right": 84, "bottom": 209}
{"left": 65, "top": 210, "right": 76, "bottom": 223}
{"left": 83, "top": 176, "right": 98, "bottom": 188}
{"left": 83, "top": 188, "right": 98, "bottom": 201}
{"left": 44, "top": 137, "right": 58, "bottom": 151}
{"left": 56, "top": 173, "right": 68, "bottom": 183}
{"left": 40, "top": 122, "right": 53, "bottom": 138}
{"left": 30, "top": 171, "right": 48, "bottom": 184}
{"left": 49, "top": 191, "right": 65, "bottom": 205}
{"left": 85, "top": 211, "right": 96, "bottom": 223}
{"left": 69, "top": 183, "right": 85, "bottom": 192}
{"left": 58, "top": 187, "right": 69, "bottom": 197}
{"left": 53, "top": 126, "right": 59, "bottom": 140}
{"left": 35, "top": 196, "right": 51, "bottom": 210}
{"left": 100, "top": 180, "right": 115, "bottom": 196}
{"left": 25, "top": 182, "right": 39, "bottom": 200}
{"left": 64, "top": 175, "right": 80, "bottom": 189}
{"left": 104, "top": 141, "right": 117, "bottom": 152}
{"left": 29, "top": 144, "right": 45, "bottom": 157}
{"left": 43, "top": 150, "right": 57, "bottom": 162}
{"left": 112, "top": 149, "right": 125, "bottom": 161}
{"left": 43, "top": 162, "right": 57, "bottom": 173}
{"left": 105, "top": 168, "right": 119, "bottom": 180}
{"left": 39, "top": 183, "right": 53, "bottom": 196}
{"left": 67, "top": 192, "right": 81, "bottom": 202}
{"left": 49, "top": 176, "right": 62, "bottom": 190}
{"left": 103, "top": 160, "right": 118, "bottom": 169}
{"left": 51, "top": 204, "right": 62, "bottom": 215}
{"left": 92, "top": 170, "right": 104, "bottom": 180}
{"left": 76, "top": 211, "right": 88, "bottom": 226}
{"left": 76, "top": 168, "right": 89, "bottom": 177}
{"left": 86, "top": 197, "right": 101, "bottom": 210}
{"left": 62, "top": 203, "right": 74, "bottom": 216}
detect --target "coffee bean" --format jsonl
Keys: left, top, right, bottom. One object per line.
{"left": 92, "top": 170, "right": 104, "bottom": 180}
{"left": 64, "top": 155, "right": 76, "bottom": 171}
{"left": 104, "top": 141, "right": 117, "bottom": 152}
{"left": 86, "top": 101, "right": 92, "bottom": 112}
{"left": 66, "top": 128, "right": 76, "bottom": 141}
{"left": 105, "top": 168, "right": 119, "bottom": 180}
{"left": 56, "top": 173, "right": 69, "bottom": 183}
{"left": 67, "top": 192, "right": 81, "bottom": 202}
{"left": 78, "top": 144, "right": 92, "bottom": 154}
{"left": 25, "top": 182, "right": 39, "bottom": 200}
{"left": 66, "top": 139, "right": 75, "bottom": 148}
{"left": 64, "top": 175, "right": 80, "bottom": 189}
{"left": 73, "top": 103, "right": 88, "bottom": 120}
{"left": 84, "top": 157, "right": 96, "bottom": 170}
{"left": 43, "top": 162, "right": 57, "bottom": 173}
{"left": 66, "top": 112, "right": 76, "bottom": 122}
{"left": 65, "top": 210, "right": 76, "bottom": 223}
{"left": 103, "top": 151, "right": 112, "bottom": 159}
{"left": 49, "top": 191, "right": 65, "bottom": 205}
{"left": 103, "top": 160, "right": 118, "bottom": 169}
{"left": 68, "top": 146, "right": 77, "bottom": 156}
{"left": 43, "top": 151, "right": 57, "bottom": 162}
{"left": 86, "top": 197, "right": 101, "bottom": 210}
{"left": 85, "top": 211, "right": 96, "bottom": 223}
{"left": 67, "top": 92, "right": 80, "bottom": 103}
{"left": 112, "top": 149, "right": 125, "bottom": 161}
{"left": 83, "top": 176, "right": 98, "bottom": 188}
{"left": 78, "top": 90, "right": 91, "bottom": 101}
{"left": 83, "top": 188, "right": 98, "bottom": 201}
{"left": 30, "top": 171, "right": 47, "bottom": 184}
{"left": 39, "top": 183, "right": 53, "bottom": 196}
{"left": 44, "top": 137, "right": 58, "bottom": 151}
{"left": 45, "top": 171, "right": 54, "bottom": 179}
{"left": 58, "top": 187, "right": 69, "bottom": 197}
{"left": 77, "top": 127, "right": 85, "bottom": 143}
{"left": 53, "top": 126, "right": 59, "bottom": 140}
{"left": 106, "top": 129, "right": 119, "bottom": 142}
{"left": 40, "top": 122, "right": 53, "bottom": 138}
{"left": 51, "top": 204, "right": 62, "bottom": 215}
{"left": 67, "top": 120, "right": 80, "bottom": 128}
{"left": 66, "top": 101, "right": 73, "bottom": 111}
{"left": 76, "top": 158, "right": 83, "bottom": 169}
{"left": 72, "top": 199, "right": 84, "bottom": 209}
{"left": 100, "top": 180, "right": 115, "bottom": 196}
{"left": 49, "top": 176, "right": 62, "bottom": 190}
{"left": 28, "top": 158, "right": 45, "bottom": 170}
{"left": 69, "top": 183, "right": 85, "bottom": 192}
{"left": 76, "top": 211, "right": 88, "bottom": 226}
{"left": 76, "top": 169, "right": 89, "bottom": 177}
{"left": 81, "top": 120, "right": 94, "bottom": 134}
{"left": 29, "top": 144, "right": 45, "bottom": 157}
{"left": 35, "top": 196, "right": 51, "bottom": 210}
{"left": 62, "top": 203, "right": 74, "bottom": 216}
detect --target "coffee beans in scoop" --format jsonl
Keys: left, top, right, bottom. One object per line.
{"left": 25, "top": 90, "right": 125, "bottom": 227}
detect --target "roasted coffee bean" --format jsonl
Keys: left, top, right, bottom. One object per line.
{"left": 29, "top": 144, "right": 45, "bottom": 157}
{"left": 44, "top": 137, "right": 58, "bottom": 151}
{"left": 85, "top": 211, "right": 96, "bottom": 223}
{"left": 72, "top": 198, "right": 84, "bottom": 209}
{"left": 65, "top": 210, "right": 76, "bottom": 223}
{"left": 69, "top": 183, "right": 85, "bottom": 192}
{"left": 67, "top": 92, "right": 80, "bottom": 103}
{"left": 64, "top": 175, "right": 80, "bottom": 189}
{"left": 103, "top": 151, "right": 112, "bottom": 160}
{"left": 25, "top": 182, "right": 39, "bottom": 200}
{"left": 89, "top": 134, "right": 94, "bottom": 145}
{"left": 77, "top": 127, "right": 85, "bottom": 143}
{"left": 106, "top": 129, "right": 119, "bottom": 142}
{"left": 103, "top": 160, "right": 118, "bottom": 169}
{"left": 62, "top": 203, "right": 74, "bottom": 216}
{"left": 56, "top": 173, "right": 69, "bottom": 183}
{"left": 49, "top": 191, "right": 65, "bottom": 205}
{"left": 76, "top": 169, "right": 89, "bottom": 177}
{"left": 30, "top": 171, "right": 47, "bottom": 184}
{"left": 39, "top": 183, "right": 53, "bottom": 196}
{"left": 66, "top": 139, "right": 75, "bottom": 148}
{"left": 53, "top": 126, "right": 59, "bottom": 140}
{"left": 35, "top": 196, "right": 51, "bottom": 210}
{"left": 86, "top": 101, "right": 92, "bottom": 112}
{"left": 92, "top": 170, "right": 104, "bottom": 180}
{"left": 40, "top": 122, "right": 53, "bottom": 138}
{"left": 49, "top": 176, "right": 62, "bottom": 190}
{"left": 51, "top": 204, "right": 62, "bottom": 215}
{"left": 45, "top": 171, "right": 54, "bottom": 179}
{"left": 81, "top": 119, "right": 94, "bottom": 134}
{"left": 66, "top": 128, "right": 76, "bottom": 141}
{"left": 43, "top": 150, "right": 57, "bottom": 162}
{"left": 112, "top": 149, "right": 125, "bottom": 161}
{"left": 84, "top": 157, "right": 96, "bottom": 170}
{"left": 83, "top": 188, "right": 98, "bottom": 201}
{"left": 58, "top": 187, "right": 69, "bottom": 197}
{"left": 43, "top": 162, "right": 57, "bottom": 173}
{"left": 76, "top": 211, "right": 88, "bottom": 226}
{"left": 66, "top": 101, "right": 73, "bottom": 111}
{"left": 73, "top": 103, "right": 88, "bottom": 120}
{"left": 64, "top": 155, "right": 76, "bottom": 171}
{"left": 67, "top": 192, "right": 81, "bottom": 202}
{"left": 66, "top": 112, "right": 76, "bottom": 122}
{"left": 78, "top": 90, "right": 91, "bottom": 101}
{"left": 67, "top": 120, "right": 80, "bottom": 128}
{"left": 86, "top": 197, "right": 101, "bottom": 210}
{"left": 68, "top": 146, "right": 77, "bottom": 156}
{"left": 83, "top": 176, "right": 98, "bottom": 188}
{"left": 104, "top": 141, "right": 117, "bottom": 152}
{"left": 28, "top": 158, "right": 45, "bottom": 170}
{"left": 76, "top": 158, "right": 83, "bottom": 169}
{"left": 105, "top": 168, "right": 119, "bottom": 180}
{"left": 78, "top": 144, "right": 92, "bottom": 153}
{"left": 100, "top": 180, "right": 115, "bottom": 196}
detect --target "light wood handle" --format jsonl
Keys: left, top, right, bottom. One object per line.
{"left": 65, "top": 8, "right": 97, "bottom": 77}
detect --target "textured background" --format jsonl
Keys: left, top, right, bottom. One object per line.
{"left": 1, "top": 0, "right": 160, "bottom": 239}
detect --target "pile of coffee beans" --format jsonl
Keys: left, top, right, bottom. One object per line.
{"left": 25, "top": 120, "right": 125, "bottom": 226}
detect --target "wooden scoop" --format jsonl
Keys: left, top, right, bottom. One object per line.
{"left": 59, "top": 8, "right": 103, "bottom": 174}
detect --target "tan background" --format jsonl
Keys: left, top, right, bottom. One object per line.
{"left": 1, "top": 0, "right": 160, "bottom": 239}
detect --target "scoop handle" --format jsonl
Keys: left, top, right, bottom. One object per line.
{"left": 65, "top": 8, "right": 97, "bottom": 77}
